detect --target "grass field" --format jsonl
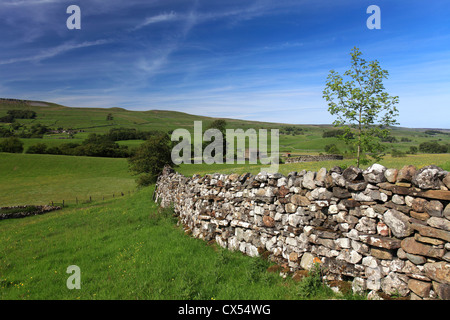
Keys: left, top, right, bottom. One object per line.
{"left": 2, "top": 99, "right": 449, "bottom": 157}
{"left": 0, "top": 186, "right": 356, "bottom": 300}
{"left": 0, "top": 152, "right": 135, "bottom": 206}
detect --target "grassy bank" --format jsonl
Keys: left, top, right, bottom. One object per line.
{"left": 0, "top": 186, "right": 355, "bottom": 300}
{"left": 0, "top": 152, "right": 135, "bottom": 206}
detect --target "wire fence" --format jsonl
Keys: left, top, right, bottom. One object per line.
{"left": 47, "top": 190, "right": 136, "bottom": 208}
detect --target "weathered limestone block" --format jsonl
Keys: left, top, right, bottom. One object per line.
{"left": 285, "top": 203, "right": 297, "bottom": 213}
{"left": 355, "top": 217, "right": 377, "bottom": 234}
{"left": 427, "top": 216, "right": 450, "bottom": 231}
{"left": 425, "top": 200, "right": 444, "bottom": 217}
{"left": 397, "top": 165, "right": 417, "bottom": 183}
{"left": 310, "top": 187, "right": 333, "bottom": 200}
{"left": 365, "top": 266, "right": 382, "bottom": 291}
{"left": 401, "top": 260, "right": 430, "bottom": 281}
{"left": 383, "top": 209, "right": 413, "bottom": 238}
{"left": 444, "top": 203, "right": 450, "bottom": 219}
{"left": 331, "top": 172, "right": 346, "bottom": 187}
{"left": 352, "top": 192, "right": 373, "bottom": 202}
{"left": 401, "top": 237, "right": 445, "bottom": 259}
{"left": 332, "top": 187, "right": 351, "bottom": 199}
{"left": 371, "top": 247, "right": 394, "bottom": 260}
{"left": 412, "top": 165, "right": 447, "bottom": 190}
{"left": 347, "top": 181, "right": 368, "bottom": 192}
{"left": 336, "top": 249, "right": 362, "bottom": 264}
{"left": 384, "top": 168, "right": 398, "bottom": 183}
{"left": 408, "top": 279, "right": 431, "bottom": 298}
{"left": 315, "top": 167, "right": 327, "bottom": 187}
{"left": 406, "top": 252, "right": 426, "bottom": 265}
{"left": 433, "top": 281, "right": 450, "bottom": 300}
{"left": 300, "top": 252, "right": 315, "bottom": 270}
{"left": 290, "top": 194, "right": 310, "bottom": 206}
{"left": 392, "top": 194, "right": 405, "bottom": 205}
{"left": 381, "top": 272, "right": 410, "bottom": 297}
{"left": 302, "top": 171, "right": 316, "bottom": 190}
{"left": 443, "top": 173, "right": 450, "bottom": 189}
{"left": 363, "top": 164, "right": 387, "bottom": 184}
{"left": 323, "top": 257, "right": 363, "bottom": 278}
{"left": 411, "top": 223, "right": 450, "bottom": 242}
{"left": 288, "top": 214, "right": 302, "bottom": 227}
{"left": 411, "top": 198, "right": 428, "bottom": 213}
{"left": 423, "top": 262, "right": 450, "bottom": 285}
{"left": 343, "top": 166, "right": 363, "bottom": 182}
{"left": 263, "top": 215, "right": 275, "bottom": 228}
{"left": 352, "top": 277, "right": 367, "bottom": 295}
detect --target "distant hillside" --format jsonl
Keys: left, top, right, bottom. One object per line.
{"left": 1, "top": 98, "right": 449, "bottom": 156}
{"left": 0, "top": 98, "right": 304, "bottom": 134}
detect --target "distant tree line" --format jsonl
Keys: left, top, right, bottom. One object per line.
{"left": 424, "top": 130, "right": 449, "bottom": 136}
{"left": 419, "top": 141, "right": 449, "bottom": 153}
{"left": 22, "top": 127, "right": 163, "bottom": 158}
{"left": 105, "top": 127, "right": 160, "bottom": 141}
{"left": 26, "top": 133, "right": 130, "bottom": 158}
{"left": 0, "top": 109, "right": 37, "bottom": 123}
{"left": 322, "top": 129, "right": 355, "bottom": 139}
{"left": 0, "top": 123, "right": 51, "bottom": 138}
{"left": 280, "top": 126, "right": 305, "bottom": 135}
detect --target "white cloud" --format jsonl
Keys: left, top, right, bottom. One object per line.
{"left": 133, "top": 11, "right": 178, "bottom": 30}
{"left": 0, "top": 0, "right": 59, "bottom": 6}
{"left": 0, "top": 39, "right": 110, "bottom": 65}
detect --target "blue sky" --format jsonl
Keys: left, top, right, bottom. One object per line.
{"left": 0, "top": 0, "right": 449, "bottom": 128}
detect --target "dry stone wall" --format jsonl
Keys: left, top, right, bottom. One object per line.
{"left": 155, "top": 164, "right": 450, "bottom": 300}
{"left": 0, "top": 205, "right": 61, "bottom": 220}
{"left": 284, "top": 154, "right": 344, "bottom": 163}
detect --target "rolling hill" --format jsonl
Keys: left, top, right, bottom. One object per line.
{"left": 1, "top": 98, "right": 449, "bottom": 157}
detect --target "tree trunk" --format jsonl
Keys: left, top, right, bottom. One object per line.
{"left": 357, "top": 105, "right": 362, "bottom": 168}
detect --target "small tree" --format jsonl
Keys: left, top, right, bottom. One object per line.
{"left": 0, "top": 137, "right": 24, "bottom": 153}
{"left": 323, "top": 47, "right": 399, "bottom": 167}
{"left": 128, "top": 132, "right": 173, "bottom": 186}
{"left": 202, "top": 119, "right": 227, "bottom": 159}
{"left": 26, "top": 142, "right": 48, "bottom": 154}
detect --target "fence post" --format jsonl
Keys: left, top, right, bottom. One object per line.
{"left": 62, "top": 200, "right": 65, "bottom": 208}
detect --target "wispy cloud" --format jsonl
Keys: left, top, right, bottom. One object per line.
{"left": 0, "top": 0, "right": 59, "bottom": 6}
{"left": 133, "top": 11, "right": 178, "bottom": 30}
{"left": 135, "top": 5, "right": 199, "bottom": 78}
{"left": 0, "top": 39, "right": 110, "bottom": 65}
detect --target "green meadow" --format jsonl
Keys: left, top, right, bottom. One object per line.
{"left": 0, "top": 186, "right": 355, "bottom": 300}
{"left": 0, "top": 153, "right": 135, "bottom": 206}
